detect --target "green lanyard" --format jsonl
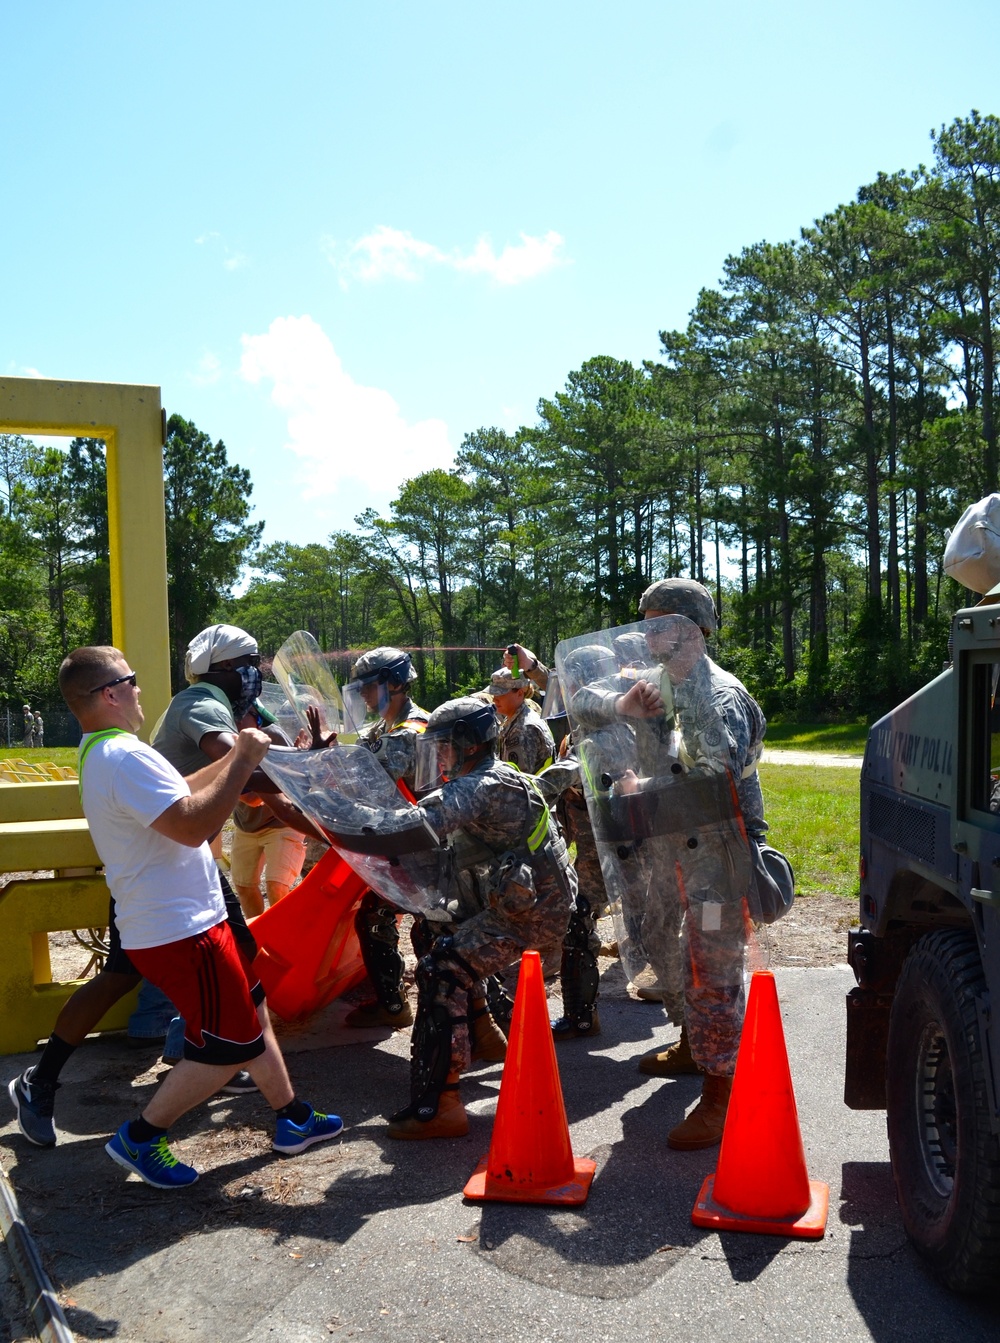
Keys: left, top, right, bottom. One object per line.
{"left": 77, "top": 728, "right": 129, "bottom": 802}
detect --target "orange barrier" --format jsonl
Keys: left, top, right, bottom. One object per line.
{"left": 691, "top": 969, "right": 829, "bottom": 1238}
{"left": 251, "top": 847, "right": 367, "bottom": 1020}
{"left": 464, "top": 950, "right": 595, "bottom": 1205}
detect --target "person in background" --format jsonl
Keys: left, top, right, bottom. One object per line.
{"left": 33, "top": 710, "right": 44, "bottom": 749}
{"left": 486, "top": 667, "right": 555, "bottom": 775}
{"left": 337, "top": 647, "right": 429, "bottom": 1031}
{"left": 22, "top": 704, "right": 34, "bottom": 748}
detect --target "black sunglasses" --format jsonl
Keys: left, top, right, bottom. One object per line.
{"left": 90, "top": 672, "right": 138, "bottom": 694}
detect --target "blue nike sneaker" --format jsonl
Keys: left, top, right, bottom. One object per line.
{"left": 105, "top": 1124, "right": 199, "bottom": 1188}
{"left": 273, "top": 1106, "right": 344, "bottom": 1155}
{"left": 8, "top": 1067, "right": 58, "bottom": 1147}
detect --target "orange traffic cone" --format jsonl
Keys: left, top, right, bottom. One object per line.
{"left": 464, "top": 951, "right": 596, "bottom": 1205}
{"left": 691, "top": 969, "right": 828, "bottom": 1238}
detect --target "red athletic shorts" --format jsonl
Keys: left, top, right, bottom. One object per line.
{"left": 127, "top": 920, "right": 265, "bottom": 1066}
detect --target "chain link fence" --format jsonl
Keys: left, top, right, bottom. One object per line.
{"left": 1, "top": 704, "right": 81, "bottom": 749}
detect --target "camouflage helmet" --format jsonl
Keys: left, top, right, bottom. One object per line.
{"left": 638, "top": 578, "right": 718, "bottom": 632}
{"left": 349, "top": 646, "right": 416, "bottom": 686}
{"left": 612, "top": 632, "right": 649, "bottom": 667}
{"left": 424, "top": 696, "right": 499, "bottom": 745}
{"left": 485, "top": 666, "right": 531, "bottom": 696}
{"left": 561, "top": 643, "right": 618, "bottom": 695}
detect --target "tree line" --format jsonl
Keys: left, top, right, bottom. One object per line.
{"left": 0, "top": 415, "right": 260, "bottom": 721}
{"left": 235, "top": 111, "right": 997, "bottom": 717}
{"left": 5, "top": 110, "right": 998, "bottom": 725}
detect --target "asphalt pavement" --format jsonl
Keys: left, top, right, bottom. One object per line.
{"left": 1, "top": 966, "right": 998, "bottom": 1343}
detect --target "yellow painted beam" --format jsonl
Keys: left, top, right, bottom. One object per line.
{"left": 0, "top": 820, "right": 101, "bottom": 873}
{"left": 0, "top": 781, "right": 83, "bottom": 825}
{"left": 0, "top": 376, "right": 171, "bottom": 734}
{"left": 0, "top": 876, "right": 137, "bottom": 1054}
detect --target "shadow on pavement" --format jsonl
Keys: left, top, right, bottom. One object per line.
{"left": 839, "top": 1160, "right": 1000, "bottom": 1338}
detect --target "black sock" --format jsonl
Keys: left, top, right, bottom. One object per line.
{"left": 33, "top": 1034, "right": 76, "bottom": 1084}
{"left": 276, "top": 1098, "right": 312, "bottom": 1125}
{"left": 127, "top": 1117, "right": 168, "bottom": 1145}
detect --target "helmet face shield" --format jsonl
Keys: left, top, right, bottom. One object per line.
{"left": 414, "top": 732, "right": 454, "bottom": 794}
{"left": 343, "top": 675, "right": 393, "bottom": 729}
{"left": 415, "top": 697, "right": 499, "bottom": 792}
{"left": 344, "top": 647, "right": 414, "bottom": 728}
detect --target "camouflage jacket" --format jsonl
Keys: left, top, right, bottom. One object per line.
{"left": 498, "top": 701, "right": 555, "bottom": 775}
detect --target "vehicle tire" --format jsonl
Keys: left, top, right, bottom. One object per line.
{"left": 886, "top": 927, "right": 1000, "bottom": 1293}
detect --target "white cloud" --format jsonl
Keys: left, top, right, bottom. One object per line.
{"left": 239, "top": 315, "right": 454, "bottom": 501}
{"left": 453, "top": 231, "right": 565, "bottom": 285}
{"left": 328, "top": 224, "right": 566, "bottom": 287}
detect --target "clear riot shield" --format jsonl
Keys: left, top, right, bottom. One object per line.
{"left": 257, "top": 681, "right": 302, "bottom": 743}
{"left": 555, "top": 614, "right": 752, "bottom": 1013}
{"left": 259, "top": 743, "right": 446, "bottom": 920}
{"left": 272, "top": 631, "right": 350, "bottom": 742}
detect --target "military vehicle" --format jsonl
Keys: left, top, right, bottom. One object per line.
{"left": 848, "top": 592, "right": 1000, "bottom": 1292}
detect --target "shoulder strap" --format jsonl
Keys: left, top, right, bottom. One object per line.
{"left": 520, "top": 774, "right": 551, "bottom": 854}
{"left": 77, "top": 728, "right": 130, "bottom": 801}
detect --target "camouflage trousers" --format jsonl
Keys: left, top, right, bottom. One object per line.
{"left": 639, "top": 828, "right": 749, "bottom": 1076}
{"left": 425, "top": 865, "right": 575, "bottom": 1078}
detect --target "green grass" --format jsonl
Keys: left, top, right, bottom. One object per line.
{"left": 0, "top": 746, "right": 78, "bottom": 766}
{"left": 758, "top": 761, "right": 859, "bottom": 900}
{"left": 764, "top": 721, "right": 869, "bottom": 754}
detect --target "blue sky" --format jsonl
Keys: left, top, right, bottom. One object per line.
{"left": 4, "top": 1, "right": 1000, "bottom": 550}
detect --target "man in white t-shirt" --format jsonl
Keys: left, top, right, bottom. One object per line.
{"left": 47, "top": 646, "right": 343, "bottom": 1190}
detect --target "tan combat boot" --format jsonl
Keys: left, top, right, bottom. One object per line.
{"left": 344, "top": 997, "right": 414, "bottom": 1030}
{"left": 638, "top": 1026, "right": 701, "bottom": 1077}
{"left": 386, "top": 1077, "right": 469, "bottom": 1140}
{"left": 470, "top": 998, "right": 508, "bottom": 1063}
{"left": 666, "top": 1073, "right": 733, "bottom": 1150}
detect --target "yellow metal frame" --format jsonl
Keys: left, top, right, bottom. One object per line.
{"left": 0, "top": 375, "right": 171, "bottom": 729}
{"left": 0, "top": 377, "right": 169, "bottom": 1052}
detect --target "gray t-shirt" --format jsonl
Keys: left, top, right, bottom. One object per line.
{"left": 151, "top": 682, "right": 236, "bottom": 779}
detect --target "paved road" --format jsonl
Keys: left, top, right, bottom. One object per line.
{"left": 760, "top": 749, "right": 862, "bottom": 768}
{"left": 2, "top": 966, "right": 998, "bottom": 1342}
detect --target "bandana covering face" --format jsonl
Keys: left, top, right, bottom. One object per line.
{"left": 231, "top": 664, "right": 264, "bottom": 720}
{"left": 184, "top": 624, "right": 258, "bottom": 682}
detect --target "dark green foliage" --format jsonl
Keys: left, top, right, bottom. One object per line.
{"left": 0, "top": 418, "right": 261, "bottom": 712}
{"left": 163, "top": 414, "right": 263, "bottom": 687}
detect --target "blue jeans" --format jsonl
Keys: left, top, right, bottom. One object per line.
{"left": 127, "top": 979, "right": 180, "bottom": 1041}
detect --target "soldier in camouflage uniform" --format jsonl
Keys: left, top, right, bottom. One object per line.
{"left": 585, "top": 580, "right": 766, "bottom": 1150}
{"left": 537, "top": 740, "right": 606, "bottom": 1039}
{"left": 342, "top": 647, "right": 429, "bottom": 1029}
{"left": 486, "top": 667, "right": 555, "bottom": 775}
{"left": 381, "top": 697, "right": 577, "bottom": 1139}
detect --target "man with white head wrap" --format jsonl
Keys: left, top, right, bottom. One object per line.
{"left": 155, "top": 624, "right": 310, "bottom": 914}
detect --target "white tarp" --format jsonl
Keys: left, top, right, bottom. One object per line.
{"left": 944, "top": 493, "right": 1000, "bottom": 594}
